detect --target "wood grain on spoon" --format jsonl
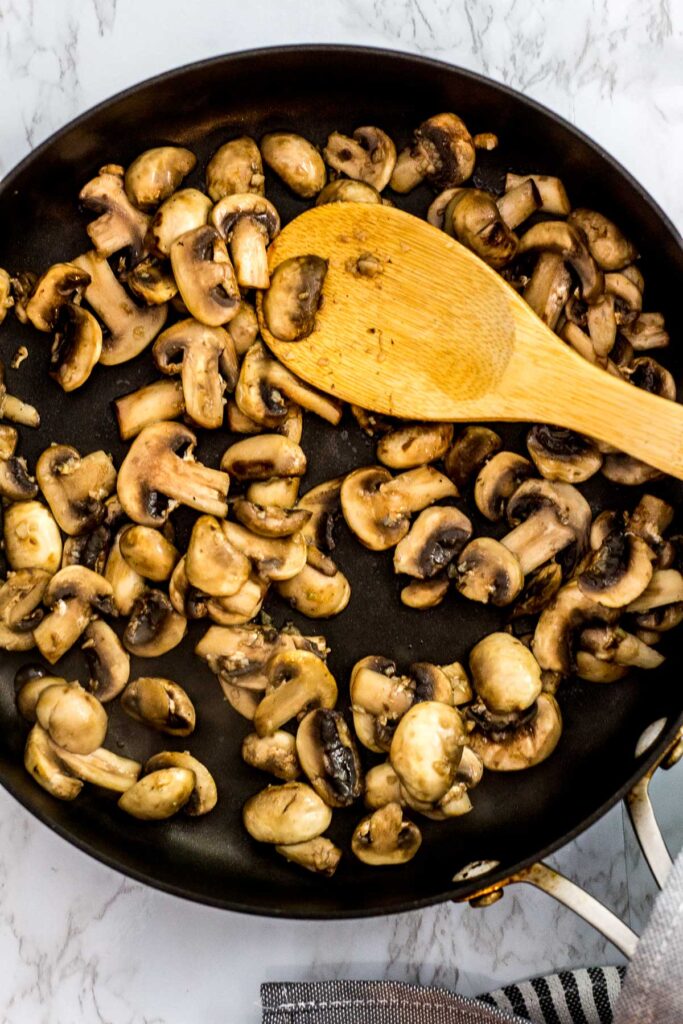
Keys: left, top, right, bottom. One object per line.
{"left": 258, "top": 203, "right": 683, "bottom": 479}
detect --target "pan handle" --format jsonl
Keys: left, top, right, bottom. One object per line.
{"left": 455, "top": 723, "right": 683, "bottom": 957}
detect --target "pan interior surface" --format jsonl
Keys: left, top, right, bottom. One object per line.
{"left": 0, "top": 47, "right": 681, "bottom": 918}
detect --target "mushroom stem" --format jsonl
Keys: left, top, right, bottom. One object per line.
{"left": 114, "top": 380, "right": 185, "bottom": 441}
{"left": 230, "top": 217, "right": 269, "bottom": 289}
{"left": 501, "top": 509, "right": 575, "bottom": 575}
{"left": 0, "top": 392, "right": 40, "bottom": 428}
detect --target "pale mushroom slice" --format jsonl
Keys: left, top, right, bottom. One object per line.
{"left": 260, "top": 133, "right": 326, "bottom": 198}
{"left": 393, "top": 506, "right": 472, "bottom": 579}
{"left": 121, "top": 676, "right": 195, "bottom": 736}
{"left": 33, "top": 566, "right": 116, "bottom": 664}
{"left": 443, "top": 426, "right": 502, "bottom": 490}
{"left": 24, "top": 725, "right": 83, "bottom": 800}
{"left": 212, "top": 194, "right": 280, "bottom": 289}
{"left": 243, "top": 781, "right": 332, "bottom": 844}
{"left": 400, "top": 577, "right": 449, "bottom": 610}
{"left": 51, "top": 744, "right": 141, "bottom": 793}
{"left": 496, "top": 178, "right": 541, "bottom": 229}
{"left": 242, "top": 730, "right": 301, "bottom": 781}
{"left": 454, "top": 537, "right": 524, "bottom": 606}
{"left": 350, "top": 655, "right": 415, "bottom": 754}
{"left": 473, "top": 451, "right": 533, "bottom": 521}
{"left": 118, "top": 767, "right": 195, "bottom": 820}
{"left": 153, "top": 318, "right": 233, "bottom": 429}
{"left": 351, "top": 803, "right": 421, "bottom": 865}
{"left": 235, "top": 341, "right": 341, "bottom": 426}
{"left": 323, "top": 126, "right": 396, "bottom": 192}
{"left": 469, "top": 633, "right": 542, "bottom": 714}
{"left": 517, "top": 221, "right": 603, "bottom": 303}
{"left": 81, "top": 619, "right": 130, "bottom": 702}
{"left": 126, "top": 256, "right": 178, "bottom": 305}
{"left": 221, "top": 520, "right": 307, "bottom": 582}
{"left": 124, "top": 146, "right": 196, "bottom": 209}
{"left": 72, "top": 251, "right": 167, "bottom": 365}
{"left": 185, "top": 515, "right": 250, "bottom": 597}
{"left": 113, "top": 379, "right": 185, "bottom": 441}
{"left": 276, "top": 561, "right": 351, "bottom": 619}
{"left": 35, "top": 680, "right": 108, "bottom": 754}
{"left": 25, "top": 262, "right": 91, "bottom": 332}
{"left": 170, "top": 225, "right": 241, "bottom": 327}
{"left": 390, "top": 113, "right": 475, "bottom": 193}
{"left": 260, "top": 255, "right": 328, "bottom": 342}
{"left": 296, "top": 708, "right": 363, "bottom": 807}
{"left": 221, "top": 434, "right": 307, "bottom": 481}
{"left": 206, "top": 136, "right": 265, "bottom": 201}
{"left": 150, "top": 187, "right": 213, "bottom": 256}
{"left": 0, "top": 361, "right": 40, "bottom": 427}
{"left": 145, "top": 751, "right": 217, "bottom": 816}
{"left": 253, "top": 649, "right": 338, "bottom": 737}
{"left": 275, "top": 837, "right": 342, "bottom": 877}
{"left": 79, "top": 164, "right": 150, "bottom": 260}
{"left": 0, "top": 568, "right": 50, "bottom": 631}
{"left": 104, "top": 528, "right": 147, "bottom": 616}
{"left": 117, "top": 422, "right": 230, "bottom": 526}
{"left": 532, "top": 580, "right": 620, "bottom": 674}
{"left": 376, "top": 423, "right": 453, "bottom": 470}
{"left": 3, "top": 500, "right": 62, "bottom": 573}
{"left": 119, "top": 525, "right": 179, "bottom": 583}
{"left": 467, "top": 692, "right": 562, "bottom": 771}
{"left": 37, "top": 445, "right": 117, "bottom": 536}
{"left": 523, "top": 252, "right": 573, "bottom": 330}
{"left": 123, "top": 590, "right": 187, "bottom": 657}
{"left": 233, "top": 499, "right": 311, "bottom": 539}
{"left": 504, "top": 173, "right": 571, "bottom": 216}
{"left": 578, "top": 525, "right": 654, "bottom": 608}
{"left": 316, "top": 180, "right": 382, "bottom": 206}
{"left": 389, "top": 701, "right": 465, "bottom": 804}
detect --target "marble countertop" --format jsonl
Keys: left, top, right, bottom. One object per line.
{"left": 1, "top": 1, "right": 682, "bottom": 1021}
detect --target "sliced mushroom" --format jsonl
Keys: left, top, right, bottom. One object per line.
{"left": 351, "top": 802, "right": 421, "bottom": 865}
{"left": 52, "top": 744, "right": 141, "bottom": 793}
{"left": 501, "top": 479, "right": 592, "bottom": 575}
{"left": 276, "top": 560, "right": 351, "bottom": 618}
{"left": 0, "top": 424, "right": 17, "bottom": 458}
{"left": 444, "top": 426, "right": 502, "bottom": 490}
{"left": 0, "top": 568, "right": 50, "bottom": 630}
{"left": 454, "top": 537, "right": 524, "bottom": 606}
{"left": 35, "top": 681, "right": 107, "bottom": 754}
{"left": 144, "top": 751, "right": 216, "bottom": 816}
{"left": 621, "top": 312, "right": 669, "bottom": 352}
{"left": 241, "top": 731, "right": 301, "bottom": 781}
{"left": 117, "top": 422, "right": 229, "bottom": 526}
{"left": 72, "top": 251, "right": 167, "bottom": 365}
{"left": 212, "top": 194, "right": 280, "bottom": 289}
{"left": 79, "top": 164, "right": 150, "bottom": 260}
{"left": 80, "top": 619, "right": 129, "bottom": 702}
{"left": 574, "top": 651, "right": 628, "bottom": 683}
{"left": 48, "top": 304, "right": 102, "bottom": 392}
{"left": 3, "top": 501, "right": 62, "bottom": 573}
{"left": 630, "top": 495, "right": 674, "bottom": 564}
{"left": 377, "top": 423, "right": 453, "bottom": 470}
{"left": 0, "top": 267, "right": 13, "bottom": 324}
{"left": 323, "top": 126, "right": 396, "bottom": 191}
{"left": 24, "top": 725, "right": 83, "bottom": 800}
{"left": 236, "top": 341, "right": 341, "bottom": 426}
{"left": 185, "top": 515, "right": 250, "bottom": 597}
{"left": 504, "top": 173, "right": 571, "bottom": 216}
{"left": 195, "top": 622, "right": 327, "bottom": 695}
{"left": 126, "top": 256, "right": 178, "bottom": 305}
{"left": 170, "top": 225, "right": 240, "bottom": 327}
{"left": 467, "top": 692, "right": 562, "bottom": 771}
{"left": 104, "top": 528, "right": 147, "bottom": 615}
{"left": 118, "top": 767, "right": 195, "bottom": 820}
{"left": 206, "top": 137, "right": 265, "bottom": 201}
{"left": 364, "top": 762, "right": 404, "bottom": 810}
{"left": 625, "top": 356, "right": 676, "bottom": 401}
{"left": 601, "top": 453, "right": 661, "bottom": 486}
{"left": 496, "top": 179, "right": 541, "bottom": 229}
{"left": 124, "top": 146, "right": 196, "bottom": 209}
{"left": 9, "top": 271, "right": 37, "bottom": 326}
{"left": 232, "top": 498, "right": 311, "bottom": 539}
{"left": 243, "top": 781, "right": 332, "bottom": 844}
{"left": 25, "top": 262, "right": 91, "bottom": 332}
{"left": 121, "top": 676, "right": 195, "bottom": 736}
{"left": 247, "top": 477, "right": 301, "bottom": 510}
{"left": 119, "top": 525, "right": 179, "bottom": 583}
{"left": 260, "top": 133, "right": 326, "bottom": 198}
{"left": 578, "top": 526, "right": 654, "bottom": 608}
{"left": 316, "top": 179, "right": 382, "bottom": 205}
{"left": 474, "top": 451, "right": 534, "bottom": 521}
{"left": 154, "top": 318, "right": 232, "bottom": 429}
{"left": 260, "top": 255, "right": 328, "bottom": 343}
{"left": 448, "top": 190, "right": 518, "bottom": 268}
{"left": 532, "top": 580, "right": 620, "bottom": 673}
{"left": 568, "top": 209, "right": 637, "bottom": 271}
{"left": 0, "top": 361, "right": 40, "bottom": 427}
{"left": 123, "top": 589, "right": 187, "bottom": 657}
{"left": 389, "top": 701, "right": 464, "bottom": 803}
{"left": 275, "top": 837, "right": 341, "bottom": 876}
{"left": 34, "top": 566, "right": 115, "bottom": 664}
{"left": 221, "top": 434, "right": 307, "bottom": 481}
{"left": 225, "top": 300, "right": 258, "bottom": 358}
{"left": 36, "top": 445, "right": 116, "bottom": 537}
{"left": 296, "top": 708, "right": 362, "bottom": 808}
{"left": 253, "top": 649, "right": 337, "bottom": 737}
{"left": 400, "top": 577, "right": 449, "bottom": 609}
{"left": 523, "top": 252, "right": 573, "bottom": 330}
{"left": 470, "top": 632, "right": 542, "bottom": 713}
{"left": 579, "top": 624, "right": 664, "bottom": 671}
{"left": 390, "top": 113, "right": 475, "bottom": 193}
{"left": 626, "top": 569, "right": 683, "bottom": 613}
{"left": 0, "top": 451, "right": 38, "bottom": 501}
{"left": 150, "top": 187, "right": 213, "bottom": 255}
{"left": 113, "top": 379, "right": 184, "bottom": 441}
{"left": 512, "top": 561, "right": 563, "bottom": 618}
{"left": 517, "top": 221, "right": 603, "bottom": 303}
{"left": 526, "top": 426, "right": 602, "bottom": 483}
{"left": 206, "top": 574, "right": 269, "bottom": 626}
{"left": 221, "top": 520, "right": 307, "bottom": 582}
{"left": 393, "top": 506, "right": 472, "bottom": 579}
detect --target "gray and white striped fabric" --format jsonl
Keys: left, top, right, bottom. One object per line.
{"left": 480, "top": 966, "right": 625, "bottom": 1023}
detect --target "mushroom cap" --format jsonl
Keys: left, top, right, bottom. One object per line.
{"left": 532, "top": 580, "right": 620, "bottom": 673}
{"left": 233, "top": 499, "right": 311, "bottom": 539}
{"left": 78, "top": 165, "right": 150, "bottom": 261}
{"left": 25, "top": 262, "right": 91, "bottom": 333}
{"left": 601, "top": 453, "right": 662, "bottom": 486}
{"left": 450, "top": 190, "right": 518, "bottom": 269}
{"left": 474, "top": 451, "right": 534, "bottom": 521}
{"left": 153, "top": 317, "right": 230, "bottom": 429}
{"left": 127, "top": 256, "right": 178, "bottom": 305}
{"left": 351, "top": 802, "right": 421, "bottom": 865}
{"left": 170, "top": 225, "right": 240, "bottom": 327}
{"left": 415, "top": 112, "right": 475, "bottom": 190}
{"left": 341, "top": 466, "right": 409, "bottom": 551}
{"left": 124, "top": 146, "right": 196, "bottom": 209}
{"left": 242, "top": 781, "right": 332, "bottom": 844}
{"left": 3, "top": 500, "right": 62, "bottom": 573}
{"left": 364, "top": 762, "right": 404, "bottom": 810}
{"left": 24, "top": 725, "right": 83, "bottom": 801}
{"left": 123, "top": 589, "right": 187, "bottom": 657}
{"left": 296, "top": 708, "right": 362, "bottom": 807}
{"left": 275, "top": 837, "right": 342, "bottom": 876}
{"left": 151, "top": 187, "right": 213, "bottom": 255}
{"left": 0, "top": 454, "right": 38, "bottom": 502}
{"left": 276, "top": 561, "right": 351, "bottom": 619}
{"left": 568, "top": 208, "right": 637, "bottom": 271}
{"left": 467, "top": 693, "right": 562, "bottom": 771}
{"left": 393, "top": 505, "right": 472, "bottom": 579}
{"left": 118, "top": 767, "right": 196, "bottom": 820}
{"left": 254, "top": 649, "right": 338, "bottom": 737}
{"left": 511, "top": 560, "right": 563, "bottom": 618}
{"left": 36, "top": 681, "right": 108, "bottom": 755}
{"left": 260, "top": 133, "right": 326, "bottom": 198}
{"left": 454, "top": 537, "right": 524, "bottom": 606}
{"left": 119, "top": 525, "right": 179, "bottom": 582}
{"left": 260, "top": 255, "right": 328, "bottom": 343}
{"left": 36, "top": 445, "right": 117, "bottom": 536}
{"left": 81, "top": 619, "right": 130, "bottom": 702}
{"left": 186, "top": 515, "right": 250, "bottom": 597}
{"left": 323, "top": 126, "right": 397, "bottom": 192}
{"left": 517, "top": 220, "right": 603, "bottom": 304}
{"left": 400, "top": 576, "right": 449, "bottom": 609}
{"left": 145, "top": 751, "right": 217, "bottom": 816}
{"left": 390, "top": 701, "right": 465, "bottom": 804}
{"left": 469, "top": 632, "right": 542, "bottom": 713}
{"left": 241, "top": 730, "right": 301, "bottom": 782}
{"left": 206, "top": 136, "right": 265, "bottom": 202}
{"left": 49, "top": 304, "right": 103, "bottom": 393}
{"left": 578, "top": 529, "right": 654, "bottom": 608}
{"left": 0, "top": 567, "right": 50, "bottom": 630}
{"left": 43, "top": 564, "right": 115, "bottom": 611}
{"left": 526, "top": 426, "right": 603, "bottom": 483}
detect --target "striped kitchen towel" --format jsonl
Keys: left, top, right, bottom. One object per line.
{"left": 480, "top": 966, "right": 625, "bottom": 1022}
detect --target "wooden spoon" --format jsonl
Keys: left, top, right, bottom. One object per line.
{"left": 258, "top": 203, "right": 683, "bottom": 479}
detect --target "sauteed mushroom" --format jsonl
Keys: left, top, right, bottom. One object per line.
{"left": 474, "top": 451, "right": 533, "bottom": 522}
{"left": 212, "top": 194, "right": 280, "bottom": 289}
{"left": 34, "top": 566, "right": 115, "bottom": 664}
{"left": 243, "top": 781, "right": 332, "bottom": 844}
{"left": 48, "top": 304, "right": 103, "bottom": 392}
{"left": 261, "top": 255, "right": 328, "bottom": 342}
{"left": 119, "top": 525, "right": 179, "bottom": 582}
{"left": 393, "top": 506, "right": 472, "bottom": 578}
{"left": 118, "top": 767, "right": 195, "bottom": 820}
{"left": 104, "top": 528, "right": 147, "bottom": 615}
{"left": 221, "top": 520, "right": 307, "bottom": 581}
{"left": 260, "top": 133, "right": 326, "bottom": 198}
{"left": 145, "top": 751, "right": 217, "bottom": 816}
{"left": 504, "top": 173, "right": 571, "bottom": 215}
{"left": 454, "top": 537, "right": 524, "bottom": 606}
{"left": 37, "top": 445, "right": 116, "bottom": 536}
{"left": 242, "top": 731, "right": 301, "bottom": 781}
{"left": 25, "top": 262, "right": 91, "bottom": 332}
{"left": 351, "top": 803, "right": 421, "bottom": 866}
{"left": 276, "top": 561, "right": 351, "bottom": 618}
{"left": 568, "top": 208, "right": 637, "bottom": 271}
{"left": 323, "top": 126, "right": 396, "bottom": 192}
{"left": 578, "top": 524, "right": 654, "bottom": 608}
{"left": 444, "top": 426, "right": 502, "bottom": 489}
{"left": 275, "top": 837, "right": 342, "bottom": 876}
{"left": 526, "top": 426, "right": 602, "bottom": 483}
{"left": 0, "top": 568, "right": 49, "bottom": 631}
{"left": 206, "top": 136, "right": 265, "bottom": 201}
{"left": 390, "top": 113, "right": 475, "bottom": 193}
{"left": 153, "top": 318, "right": 233, "bottom": 429}
{"left": 124, "top": 146, "right": 196, "bottom": 209}
{"left": 35, "top": 681, "right": 108, "bottom": 755}
{"left": 501, "top": 479, "right": 591, "bottom": 576}
{"left": 79, "top": 164, "right": 150, "bottom": 260}
{"left": 467, "top": 692, "right": 562, "bottom": 771}
{"left": 170, "top": 225, "right": 241, "bottom": 327}
{"left": 151, "top": 188, "right": 213, "bottom": 255}
{"left": 81, "top": 619, "right": 130, "bottom": 702}
{"left": 24, "top": 725, "right": 83, "bottom": 801}
{"left": 254, "top": 649, "right": 338, "bottom": 737}
{"left": 533, "top": 580, "right": 619, "bottom": 674}
{"left": 123, "top": 590, "right": 187, "bottom": 657}
{"left": 53, "top": 745, "right": 141, "bottom": 794}
{"left": 113, "top": 379, "right": 185, "bottom": 441}
{"left": 221, "top": 435, "right": 307, "bottom": 480}
{"left": 3, "top": 501, "right": 62, "bottom": 573}
{"left": 185, "top": 515, "right": 250, "bottom": 597}
{"left": 296, "top": 709, "right": 362, "bottom": 807}
{"left": 0, "top": 362, "right": 40, "bottom": 427}
{"left": 121, "top": 676, "right": 195, "bottom": 736}
{"left": 377, "top": 423, "right": 453, "bottom": 470}
{"left": 316, "top": 180, "right": 382, "bottom": 206}
{"left": 235, "top": 342, "right": 341, "bottom": 426}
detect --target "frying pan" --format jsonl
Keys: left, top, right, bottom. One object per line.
{"left": 0, "top": 45, "right": 681, "bottom": 922}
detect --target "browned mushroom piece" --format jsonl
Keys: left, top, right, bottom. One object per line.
{"left": 523, "top": 253, "right": 573, "bottom": 330}
{"left": 496, "top": 179, "right": 541, "bottom": 229}
{"left": 150, "top": 187, "right": 213, "bottom": 256}
{"left": 4, "top": 501, "right": 62, "bottom": 574}
{"left": 390, "top": 113, "right": 475, "bottom": 194}
{"left": 624, "top": 356, "right": 676, "bottom": 401}
{"left": 206, "top": 137, "right": 265, "bottom": 201}
{"left": 260, "top": 255, "right": 328, "bottom": 343}
{"left": 376, "top": 423, "right": 453, "bottom": 470}
{"left": 621, "top": 312, "right": 669, "bottom": 352}
{"left": 126, "top": 256, "right": 178, "bottom": 305}
{"left": 170, "top": 225, "right": 241, "bottom": 328}
{"left": 121, "top": 676, "right": 195, "bottom": 735}
{"left": 447, "top": 190, "right": 518, "bottom": 268}
{"left": 124, "top": 590, "right": 187, "bottom": 657}
{"left": 601, "top": 453, "right": 662, "bottom": 486}
{"left": 501, "top": 479, "right": 591, "bottom": 576}
{"left": 221, "top": 434, "right": 307, "bottom": 481}
{"left": 454, "top": 537, "right": 524, "bottom": 607}
{"left": 578, "top": 520, "right": 654, "bottom": 608}
{"left": 25, "top": 263, "right": 91, "bottom": 332}
{"left": 532, "top": 580, "right": 620, "bottom": 674}
{"left": 567, "top": 209, "right": 637, "bottom": 271}
{"left": 393, "top": 506, "right": 472, "bottom": 579}
{"left": 212, "top": 194, "right": 281, "bottom": 289}
{"left": 33, "top": 566, "right": 116, "bottom": 664}
{"left": 296, "top": 708, "right": 362, "bottom": 807}
{"left": 473, "top": 451, "right": 534, "bottom": 522}
{"left": 36, "top": 445, "right": 117, "bottom": 536}
{"left": 511, "top": 561, "right": 563, "bottom": 618}
{"left": 124, "top": 147, "right": 196, "bottom": 209}
{"left": 153, "top": 318, "right": 234, "bottom": 429}
{"left": 276, "top": 561, "right": 351, "bottom": 619}
{"left": 48, "top": 304, "right": 103, "bottom": 392}
{"left": 526, "top": 426, "right": 603, "bottom": 483}
{"left": 316, "top": 180, "right": 382, "bottom": 206}
{"left": 0, "top": 361, "right": 40, "bottom": 428}
{"left": 504, "top": 173, "right": 571, "bottom": 216}
{"left": 351, "top": 802, "right": 421, "bottom": 865}
{"left": 400, "top": 577, "right": 449, "bottom": 610}
{"left": 79, "top": 164, "right": 150, "bottom": 260}
{"left": 185, "top": 515, "right": 250, "bottom": 597}
{"left": 323, "top": 126, "right": 396, "bottom": 192}
{"left": 260, "top": 134, "right": 326, "bottom": 198}
{"left": 113, "top": 379, "right": 185, "bottom": 441}
{"left": 235, "top": 342, "right": 341, "bottom": 426}
{"left": 517, "top": 221, "right": 603, "bottom": 303}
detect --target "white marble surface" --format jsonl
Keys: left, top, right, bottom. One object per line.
{"left": 0, "top": 1, "right": 682, "bottom": 1021}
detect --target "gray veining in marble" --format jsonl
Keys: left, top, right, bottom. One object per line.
{"left": 0, "top": 1, "right": 681, "bottom": 1021}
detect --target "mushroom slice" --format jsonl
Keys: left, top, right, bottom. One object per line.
{"left": 118, "top": 767, "right": 195, "bottom": 820}
{"left": 260, "top": 133, "right": 326, "bottom": 198}
{"left": 221, "top": 435, "right": 307, "bottom": 481}
{"left": 37, "top": 445, "right": 116, "bottom": 537}
{"left": 243, "top": 781, "right": 332, "bottom": 844}
{"left": 467, "top": 692, "right": 562, "bottom": 771}
{"left": 25, "top": 262, "right": 91, "bottom": 332}
{"left": 390, "top": 113, "right": 475, "bottom": 193}
{"left": 195, "top": 622, "right": 317, "bottom": 692}
{"left": 501, "top": 479, "right": 592, "bottom": 576}
{"left": 296, "top": 708, "right": 362, "bottom": 807}
{"left": 34, "top": 566, "right": 115, "bottom": 664}
{"left": 444, "top": 426, "right": 502, "bottom": 490}
{"left": 364, "top": 762, "right": 404, "bottom": 810}
{"left": 401, "top": 577, "right": 449, "bottom": 609}
{"left": 124, "top": 146, "right": 196, "bottom": 209}
{"left": 24, "top": 725, "right": 83, "bottom": 800}
{"left": 117, "top": 422, "right": 229, "bottom": 526}
{"left": 578, "top": 528, "right": 654, "bottom": 608}
{"left": 72, "top": 251, "right": 167, "bottom": 365}
{"left": 121, "top": 676, "right": 195, "bottom": 736}
{"left": 276, "top": 562, "right": 351, "bottom": 618}
{"left": 0, "top": 621, "right": 37, "bottom": 651}
{"left": 351, "top": 803, "right": 421, "bottom": 865}
{"left": 226, "top": 300, "right": 258, "bottom": 358}
{"left": 260, "top": 255, "right": 328, "bottom": 342}
{"left": 0, "top": 267, "right": 13, "bottom": 324}
{"left": 350, "top": 654, "right": 415, "bottom": 752}
{"left": 206, "top": 574, "right": 269, "bottom": 626}
{"left": 52, "top": 744, "right": 141, "bottom": 793}
{"left": 512, "top": 561, "right": 563, "bottom": 618}
{"left": 496, "top": 179, "right": 541, "bottom": 229}
{"left": 601, "top": 453, "right": 661, "bottom": 486}
{"left": 3, "top": 501, "right": 62, "bottom": 573}
{"left": 123, "top": 590, "right": 187, "bottom": 657}
{"left": 247, "top": 476, "right": 301, "bottom": 510}
{"left": 119, "top": 525, "right": 179, "bottom": 582}
{"left": 9, "top": 271, "right": 37, "bottom": 326}
{"left": 0, "top": 568, "right": 50, "bottom": 630}
{"left": 233, "top": 499, "right": 311, "bottom": 539}
{"left": 254, "top": 649, "right": 338, "bottom": 737}
{"left": 449, "top": 190, "right": 518, "bottom": 269}
{"left": 532, "top": 580, "right": 619, "bottom": 674}
{"left": 212, "top": 194, "right": 280, "bottom": 289}
{"left": 621, "top": 312, "right": 669, "bottom": 352}
{"left": 0, "top": 424, "right": 18, "bottom": 458}
{"left": 454, "top": 537, "right": 523, "bottom": 606}
{"left": 206, "top": 136, "right": 265, "bottom": 201}
{"left": 390, "top": 701, "right": 464, "bottom": 804}
{"left": 104, "top": 528, "right": 147, "bottom": 615}
{"left": 575, "top": 651, "right": 628, "bottom": 683}
{"left": 625, "top": 356, "right": 676, "bottom": 401}
{"left": 517, "top": 221, "right": 603, "bottom": 304}
{"left": 0, "top": 452, "right": 38, "bottom": 501}
{"left": 275, "top": 837, "right": 341, "bottom": 877}
{"left": 470, "top": 633, "right": 542, "bottom": 714}
{"left": 126, "top": 256, "right": 178, "bottom": 305}
{"left": 297, "top": 476, "right": 345, "bottom": 549}
{"left": 153, "top": 318, "right": 232, "bottom": 429}
{"left": 221, "top": 520, "right": 307, "bottom": 582}
{"left": 523, "top": 252, "right": 573, "bottom": 330}
{"left": 35, "top": 680, "right": 108, "bottom": 754}
{"left": 113, "top": 379, "right": 185, "bottom": 442}
{"left": 377, "top": 423, "right": 453, "bottom": 470}
{"left": 186, "top": 515, "right": 250, "bottom": 597}
{"left": 150, "top": 187, "right": 213, "bottom": 256}
{"left": 170, "top": 225, "right": 241, "bottom": 327}
{"left": 242, "top": 730, "right": 301, "bottom": 781}
{"left": 48, "top": 304, "right": 102, "bottom": 392}
{"left": 568, "top": 209, "right": 637, "bottom": 271}
{"left": 393, "top": 506, "right": 472, "bottom": 579}
{"left": 236, "top": 341, "right": 341, "bottom": 426}
{"left": 474, "top": 451, "right": 534, "bottom": 522}
{"left": 526, "top": 425, "right": 602, "bottom": 483}
{"left": 323, "top": 126, "right": 396, "bottom": 192}
{"left": 579, "top": 624, "right": 664, "bottom": 670}
{"left": 504, "top": 173, "right": 571, "bottom": 216}
{"left": 0, "top": 361, "right": 40, "bottom": 427}
{"left": 145, "top": 751, "right": 217, "bottom": 816}
{"left": 79, "top": 164, "right": 150, "bottom": 260}
{"left": 81, "top": 619, "right": 129, "bottom": 702}
{"left": 626, "top": 570, "right": 683, "bottom": 613}
{"left": 316, "top": 180, "right": 382, "bottom": 205}
{"left": 630, "top": 494, "right": 674, "bottom": 559}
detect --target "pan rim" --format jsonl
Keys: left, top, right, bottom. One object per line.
{"left": 1, "top": 42, "right": 681, "bottom": 919}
